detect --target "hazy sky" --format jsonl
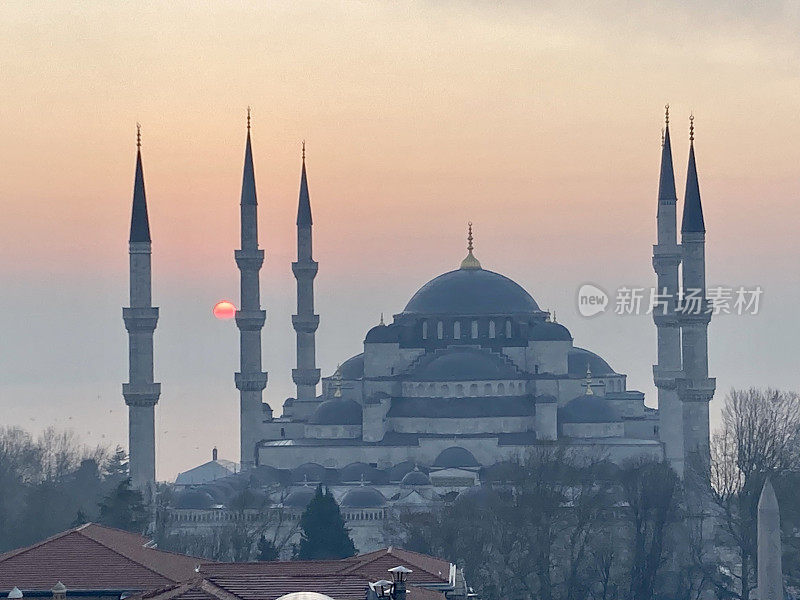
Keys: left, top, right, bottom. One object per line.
{"left": 1, "top": 1, "right": 799, "bottom": 479}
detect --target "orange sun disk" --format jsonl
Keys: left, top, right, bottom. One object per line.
{"left": 213, "top": 301, "right": 237, "bottom": 320}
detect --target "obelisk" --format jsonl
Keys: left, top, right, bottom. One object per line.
{"left": 757, "top": 478, "right": 783, "bottom": 600}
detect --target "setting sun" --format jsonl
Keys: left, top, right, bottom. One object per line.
{"left": 212, "top": 300, "right": 236, "bottom": 320}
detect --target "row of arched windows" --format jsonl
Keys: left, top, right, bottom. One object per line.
{"left": 404, "top": 380, "right": 525, "bottom": 398}
{"left": 422, "top": 318, "right": 513, "bottom": 341}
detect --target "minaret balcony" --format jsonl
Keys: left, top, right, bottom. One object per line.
{"left": 123, "top": 307, "right": 159, "bottom": 331}
{"left": 292, "top": 260, "right": 319, "bottom": 278}
{"left": 235, "top": 249, "right": 265, "bottom": 270}
{"left": 235, "top": 310, "right": 266, "bottom": 331}
{"left": 676, "top": 377, "right": 716, "bottom": 403}
{"left": 292, "top": 368, "right": 321, "bottom": 386}
{"left": 292, "top": 314, "right": 320, "bottom": 333}
{"left": 652, "top": 312, "right": 679, "bottom": 327}
{"left": 652, "top": 366, "right": 682, "bottom": 388}
{"left": 122, "top": 382, "right": 161, "bottom": 407}
{"left": 235, "top": 371, "right": 268, "bottom": 392}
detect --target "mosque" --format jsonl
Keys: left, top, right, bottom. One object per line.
{"left": 123, "top": 108, "right": 714, "bottom": 550}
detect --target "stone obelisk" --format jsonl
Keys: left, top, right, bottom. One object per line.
{"left": 758, "top": 478, "right": 783, "bottom": 600}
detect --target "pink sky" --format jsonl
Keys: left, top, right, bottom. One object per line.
{"left": 1, "top": 2, "right": 799, "bottom": 478}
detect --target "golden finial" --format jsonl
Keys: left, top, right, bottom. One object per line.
{"left": 379, "top": 313, "right": 385, "bottom": 326}
{"left": 585, "top": 364, "right": 594, "bottom": 395}
{"left": 136, "top": 123, "right": 141, "bottom": 149}
{"left": 302, "top": 140, "right": 306, "bottom": 162}
{"left": 665, "top": 103, "right": 670, "bottom": 126}
{"left": 552, "top": 310, "right": 557, "bottom": 323}
{"left": 247, "top": 106, "right": 251, "bottom": 131}
{"left": 689, "top": 113, "right": 695, "bottom": 143}
{"left": 333, "top": 364, "right": 343, "bottom": 398}
{"left": 459, "top": 222, "right": 482, "bottom": 270}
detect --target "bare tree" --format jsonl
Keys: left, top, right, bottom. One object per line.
{"left": 709, "top": 388, "right": 800, "bottom": 600}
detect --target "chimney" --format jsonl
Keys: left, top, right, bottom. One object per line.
{"left": 388, "top": 566, "right": 412, "bottom": 600}
{"left": 52, "top": 583, "right": 66, "bottom": 600}
{"left": 212, "top": 447, "right": 218, "bottom": 461}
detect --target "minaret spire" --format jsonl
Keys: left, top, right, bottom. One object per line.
{"left": 677, "top": 113, "right": 715, "bottom": 484}
{"left": 459, "top": 222, "right": 482, "bottom": 270}
{"left": 234, "top": 110, "right": 269, "bottom": 468}
{"left": 291, "top": 142, "right": 321, "bottom": 416}
{"left": 652, "top": 105, "right": 685, "bottom": 476}
{"left": 123, "top": 125, "right": 160, "bottom": 492}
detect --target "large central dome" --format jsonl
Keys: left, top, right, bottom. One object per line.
{"left": 402, "top": 267, "right": 540, "bottom": 316}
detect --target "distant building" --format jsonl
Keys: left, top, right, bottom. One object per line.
{"left": 175, "top": 448, "right": 238, "bottom": 487}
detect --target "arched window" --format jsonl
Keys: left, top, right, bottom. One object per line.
{"left": 471, "top": 320, "right": 479, "bottom": 339}
{"left": 470, "top": 383, "right": 479, "bottom": 396}
{"left": 484, "top": 383, "right": 492, "bottom": 396}
{"left": 489, "top": 320, "right": 496, "bottom": 338}
{"left": 442, "top": 384, "right": 450, "bottom": 397}
{"left": 437, "top": 321, "right": 444, "bottom": 340}
{"left": 280, "top": 427, "right": 285, "bottom": 438}
{"left": 497, "top": 383, "right": 505, "bottom": 394}
{"left": 456, "top": 384, "right": 464, "bottom": 396}
{"left": 422, "top": 321, "right": 428, "bottom": 339}
{"left": 454, "top": 321, "right": 461, "bottom": 339}
{"left": 505, "top": 319, "right": 512, "bottom": 338}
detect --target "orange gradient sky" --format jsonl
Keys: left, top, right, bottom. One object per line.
{"left": 1, "top": 2, "right": 799, "bottom": 479}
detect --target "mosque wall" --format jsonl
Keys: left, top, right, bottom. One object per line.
{"left": 527, "top": 341, "right": 571, "bottom": 375}
{"left": 364, "top": 344, "right": 424, "bottom": 377}
{"left": 562, "top": 422, "right": 625, "bottom": 438}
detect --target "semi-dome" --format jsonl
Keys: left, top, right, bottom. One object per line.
{"left": 403, "top": 268, "right": 540, "bottom": 316}
{"left": 433, "top": 446, "right": 480, "bottom": 469}
{"left": 341, "top": 486, "right": 386, "bottom": 508}
{"left": 339, "top": 353, "right": 365, "bottom": 379}
{"left": 388, "top": 460, "right": 418, "bottom": 482}
{"left": 172, "top": 488, "right": 215, "bottom": 510}
{"left": 308, "top": 399, "right": 362, "bottom": 426}
{"left": 559, "top": 394, "right": 620, "bottom": 424}
{"left": 411, "top": 347, "right": 523, "bottom": 381}
{"left": 365, "top": 324, "right": 401, "bottom": 344}
{"left": 568, "top": 347, "right": 616, "bottom": 376}
{"left": 529, "top": 321, "right": 572, "bottom": 341}
{"left": 401, "top": 468, "right": 431, "bottom": 486}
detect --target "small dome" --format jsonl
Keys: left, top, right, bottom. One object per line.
{"left": 291, "top": 462, "right": 327, "bottom": 483}
{"left": 559, "top": 394, "right": 620, "bottom": 424}
{"left": 339, "top": 462, "right": 389, "bottom": 484}
{"left": 249, "top": 465, "right": 287, "bottom": 487}
{"left": 341, "top": 486, "right": 386, "bottom": 508}
{"left": 230, "top": 488, "right": 270, "bottom": 510}
{"left": 401, "top": 469, "right": 431, "bottom": 486}
{"left": 455, "top": 485, "right": 500, "bottom": 507}
{"left": 276, "top": 593, "right": 335, "bottom": 600}
{"left": 388, "top": 460, "right": 417, "bottom": 482}
{"left": 568, "top": 347, "right": 616, "bottom": 376}
{"left": 308, "top": 399, "right": 362, "bottom": 426}
{"left": 365, "top": 324, "right": 402, "bottom": 343}
{"left": 403, "top": 268, "right": 540, "bottom": 316}
{"left": 340, "top": 353, "right": 365, "bottom": 379}
{"left": 433, "top": 447, "right": 480, "bottom": 469}
{"left": 529, "top": 321, "right": 572, "bottom": 341}
{"left": 283, "top": 486, "right": 317, "bottom": 508}
{"left": 172, "top": 488, "right": 215, "bottom": 510}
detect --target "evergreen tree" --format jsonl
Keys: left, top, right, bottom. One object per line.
{"left": 71, "top": 509, "right": 88, "bottom": 528}
{"left": 98, "top": 478, "right": 148, "bottom": 533}
{"left": 256, "top": 534, "right": 279, "bottom": 561}
{"left": 104, "top": 446, "right": 129, "bottom": 482}
{"left": 294, "top": 486, "right": 355, "bottom": 560}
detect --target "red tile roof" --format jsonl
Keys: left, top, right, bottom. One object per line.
{"left": 0, "top": 523, "right": 201, "bottom": 593}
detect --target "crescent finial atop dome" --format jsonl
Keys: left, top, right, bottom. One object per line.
{"left": 460, "top": 222, "right": 482, "bottom": 270}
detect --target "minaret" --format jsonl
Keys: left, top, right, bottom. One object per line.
{"left": 652, "top": 105, "right": 685, "bottom": 476}
{"left": 758, "top": 478, "right": 784, "bottom": 600}
{"left": 291, "top": 142, "right": 321, "bottom": 419}
{"left": 122, "top": 125, "right": 160, "bottom": 491}
{"left": 677, "top": 115, "right": 715, "bottom": 482}
{"left": 235, "top": 109, "right": 269, "bottom": 469}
